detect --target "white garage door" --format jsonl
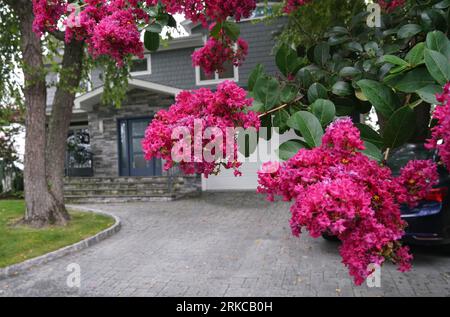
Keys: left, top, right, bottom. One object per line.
{"left": 202, "top": 130, "right": 299, "bottom": 191}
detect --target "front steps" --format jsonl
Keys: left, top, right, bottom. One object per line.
{"left": 64, "top": 176, "right": 201, "bottom": 204}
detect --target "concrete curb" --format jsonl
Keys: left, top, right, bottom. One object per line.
{"left": 0, "top": 206, "right": 121, "bottom": 280}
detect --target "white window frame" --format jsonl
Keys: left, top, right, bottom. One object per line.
{"left": 195, "top": 64, "right": 239, "bottom": 86}
{"left": 130, "top": 54, "right": 152, "bottom": 76}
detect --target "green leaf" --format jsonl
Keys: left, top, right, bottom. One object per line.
{"left": 280, "top": 84, "right": 298, "bottom": 103}
{"left": 397, "top": 24, "right": 422, "bottom": 39}
{"left": 405, "top": 42, "right": 426, "bottom": 66}
{"left": 223, "top": 21, "right": 240, "bottom": 41}
{"left": 144, "top": 31, "right": 160, "bottom": 52}
{"left": 383, "top": 55, "right": 409, "bottom": 67}
{"left": 433, "top": 0, "right": 450, "bottom": 9}
{"left": 426, "top": 30, "right": 450, "bottom": 59}
{"left": 254, "top": 77, "right": 280, "bottom": 110}
{"left": 277, "top": 140, "right": 306, "bottom": 161}
{"left": 345, "top": 41, "right": 363, "bottom": 52}
{"left": 360, "top": 141, "right": 383, "bottom": 162}
{"left": 332, "top": 81, "right": 353, "bottom": 97}
{"left": 307, "top": 83, "right": 328, "bottom": 103}
{"left": 314, "top": 42, "right": 330, "bottom": 67}
{"left": 424, "top": 49, "right": 450, "bottom": 85}
{"left": 339, "top": 67, "right": 362, "bottom": 79}
{"left": 416, "top": 84, "right": 442, "bottom": 104}
{"left": 146, "top": 23, "right": 162, "bottom": 33}
{"left": 383, "top": 105, "right": 416, "bottom": 149}
{"left": 384, "top": 67, "right": 436, "bottom": 93}
{"left": 273, "top": 109, "right": 290, "bottom": 134}
{"left": 248, "top": 64, "right": 265, "bottom": 92}
{"left": 356, "top": 123, "right": 383, "bottom": 148}
{"left": 311, "top": 99, "right": 335, "bottom": 127}
{"left": 287, "top": 111, "right": 324, "bottom": 148}
{"left": 356, "top": 79, "right": 400, "bottom": 118}
{"left": 276, "top": 44, "right": 304, "bottom": 77}
{"left": 210, "top": 21, "right": 222, "bottom": 39}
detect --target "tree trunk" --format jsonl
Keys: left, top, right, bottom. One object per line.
{"left": 46, "top": 40, "right": 84, "bottom": 207}
{"left": 12, "top": 0, "right": 69, "bottom": 227}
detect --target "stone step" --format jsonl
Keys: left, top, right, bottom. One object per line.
{"left": 65, "top": 194, "right": 177, "bottom": 204}
{"left": 64, "top": 188, "right": 173, "bottom": 197}
{"left": 64, "top": 176, "right": 186, "bottom": 185}
{"left": 64, "top": 182, "right": 171, "bottom": 191}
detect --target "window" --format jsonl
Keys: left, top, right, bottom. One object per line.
{"left": 195, "top": 60, "right": 239, "bottom": 86}
{"left": 130, "top": 55, "right": 152, "bottom": 76}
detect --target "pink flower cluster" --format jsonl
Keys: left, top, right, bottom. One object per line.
{"left": 33, "top": 0, "right": 255, "bottom": 69}
{"left": 378, "top": 0, "right": 405, "bottom": 11}
{"left": 142, "top": 81, "right": 260, "bottom": 177}
{"left": 158, "top": 0, "right": 256, "bottom": 25}
{"left": 89, "top": 10, "right": 144, "bottom": 66}
{"left": 283, "top": 0, "right": 312, "bottom": 14}
{"left": 32, "top": 0, "right": 67, "bottom": 35}
{"left": 257, "top": 118, "right": 438, "bottom": 285}
{"left": 192, "top": 29, "right": 249, "bottom": 75}
{"left": 427, "top": 83, "right": 450, "bottom": 170}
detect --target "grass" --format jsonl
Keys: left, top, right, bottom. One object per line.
{"left": 0, "top": 200, "right": 115, "bottom": 268}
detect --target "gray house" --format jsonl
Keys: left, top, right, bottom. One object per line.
{"left": 57, "top": 12, "right": 286, "bottom": 203}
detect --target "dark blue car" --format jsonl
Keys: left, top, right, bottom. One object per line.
{"left": 388, "top": 144, "right": 450, "bottom": 245}
{"left": 322, "top": 143, "right": 450, "bottom": 245}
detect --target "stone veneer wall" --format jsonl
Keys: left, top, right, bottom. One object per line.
{"left": 88, "top": 88, "right": 174, "bottom": 177}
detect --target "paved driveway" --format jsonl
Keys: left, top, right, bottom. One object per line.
{"left": 1, "top": 192, "right": 450, "bottom": 297}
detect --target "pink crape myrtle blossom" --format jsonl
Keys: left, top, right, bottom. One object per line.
{"left": 378, "top": 0, "right": 406, "bottom": 12}
{"left": 142, "top": 81, "right": 260, "bottom": 177}
{"left": 89, "top": 9, "right": 144, "bottom": 66}
{"left": 192, "top": 28, "right": 249, "bottom": 75}
{"left": 32, "top": 0, "right": 67, "bottom": 35}
{"left": 257, "top": 117, "right": 438, "bottom": 285}
{"left": 426, "top": 83, "right": 450, "bottom": 170}
{"left": 283, "top": 0, "right": 312, "bottom": 14}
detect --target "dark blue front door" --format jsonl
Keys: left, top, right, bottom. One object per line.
{"left": 118, "top": 117, "right": 162, "bottom": 176}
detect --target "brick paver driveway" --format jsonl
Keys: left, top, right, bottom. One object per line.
{"left": 1, "top": 192, "right": 450, "bottom": 297}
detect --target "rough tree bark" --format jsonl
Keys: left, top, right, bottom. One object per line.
{"left": 8, "top": 0, "right": 70, "bottom": 226}
{"left": 46, "top": 39, "right": 84, "bottom": 208}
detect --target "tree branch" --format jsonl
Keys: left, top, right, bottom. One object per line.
{"left": 258, "top": 96, "right": 303, "bottom": 118}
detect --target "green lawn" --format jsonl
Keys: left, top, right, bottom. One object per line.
{"left": 0, "top": 200, "right": 115, "bottom": 268}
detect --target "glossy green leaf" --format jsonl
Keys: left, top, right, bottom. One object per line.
{"left": 277, "top": 140, "right": 306, "bottom": 161}
{"left": 405, "top": 42, "right": 426, "bottom": 66}
{"left": 426, "top": 30, "right": 450, "bottom": 59}
{"left": 355, "top": 123, "right": 383, "bottom": 148}
{"left": 307, "top": 83, "right": 328, "bottom": 103}
{"left": 424, "top": 49, "right": 450, "bottom": 85}
{"left": 416, "top": 84, "right": 442, "bottom": 104}
{"left": 360, "top": 141, "right": 383, "bottom": 162}
{"left": 287, "top": 111, "right": 324, "bottom": 148}
{"left": 144, "top": 31, "right": 160, "bottom": 52}
{"left": 311, "top": 99, "right": 336, "bottom": 127}
{"left": 383, "top": 105, "right": 416, "bottom": 149}
{"left": 397, "top": 24, "right": 422, "bottom": 39}
{"left": 356, "top": 79, "right": 400, "bottom": 118}
{"left": 254, "top": 77, "right": 280, "bottom": 110}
